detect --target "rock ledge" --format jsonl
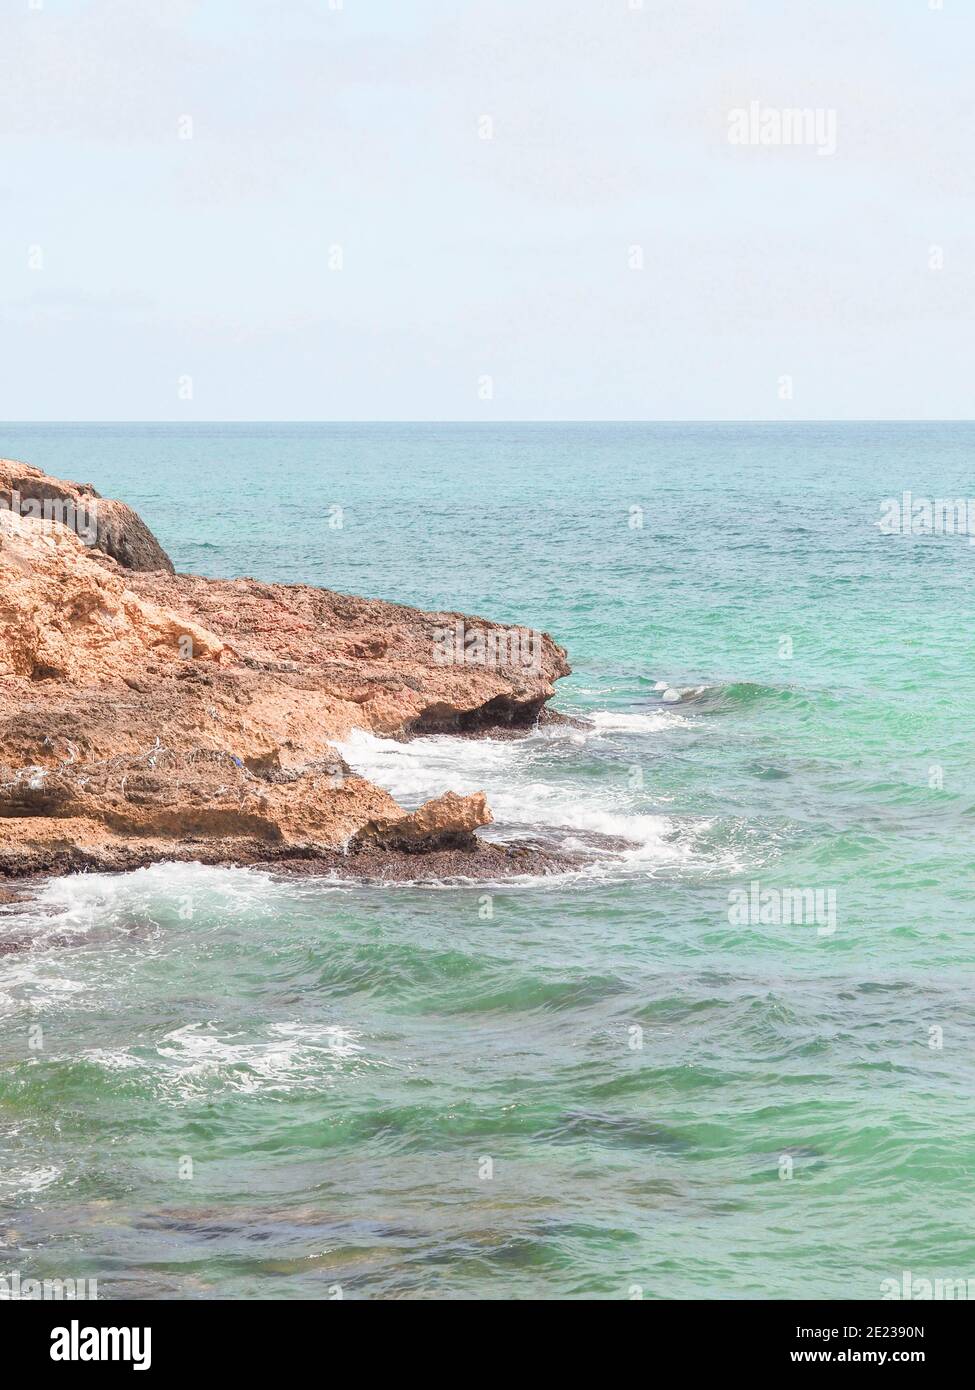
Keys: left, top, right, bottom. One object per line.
{"left": 0, "top": 464, "right": 571, "bottom": 881}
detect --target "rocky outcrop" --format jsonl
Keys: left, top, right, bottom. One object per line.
{"left": 0, "top": 511, "right": 224, "bottom": 682}
{"left": 0, "top": 472, "right": 571, "bottom": 881}
{"left": 0, "top": 458, "right": 174, "bottom": 573}
{"left": 122, "top": 570, "right": 569, "bottom": 738}
{"left": 350, "top": 791, "right": 492, "bottom": 853}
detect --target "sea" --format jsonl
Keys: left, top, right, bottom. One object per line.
{"left": 1, "top": 422, "right": 974, "bottom": 1300}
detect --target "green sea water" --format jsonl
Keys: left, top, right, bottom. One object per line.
{"left": 2, "top": 422, "right": 974, "bottom": 1299}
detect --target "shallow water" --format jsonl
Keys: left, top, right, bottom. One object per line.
{"left": 2, "top": 422, "right": 974, "bottom": 1299}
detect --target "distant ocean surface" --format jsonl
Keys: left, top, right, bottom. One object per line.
{"left": 2, "top": 422, "right": 974, "bottom": 1300}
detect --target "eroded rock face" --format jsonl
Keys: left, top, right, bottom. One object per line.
{"left": 123, "top": 570, "right": 570, "bottom": 739}
{"left": 0, "top": 459, "right": 174, "bottom": 573}
{"left": 0, "top": 511, "right": 224, "bottom": 682}
{"left": 350, "top": 791, "right": 492, "bottom": 854}
{"left": 0, "top": 473, "right": 571, "bottom": 879}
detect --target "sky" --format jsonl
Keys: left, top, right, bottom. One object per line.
{"left": 1, "top": 0, "right": 973, "bottom": 421}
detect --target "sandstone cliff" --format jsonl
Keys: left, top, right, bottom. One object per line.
{"left": 0, "top": 466, "right": 571, "bottom": 880}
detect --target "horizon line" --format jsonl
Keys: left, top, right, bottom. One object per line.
{"left": 4, "top": 419, "right": 975, "bottom": 427}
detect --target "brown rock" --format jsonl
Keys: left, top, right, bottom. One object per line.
{"left": 0, "top": 511, "right": 226, "bottom": 682}
{"left": 350, "top": 791, "right": 492, "bottom": 853}
{"left": 0, "top": 458, "right": 173, "bottom": 572}
{"left": 0, "top": 465, "right": 572, "bottom": 879}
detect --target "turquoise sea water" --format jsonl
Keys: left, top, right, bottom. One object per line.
{"left": 2, "top": 423, "right": 975, "bottom": 1300}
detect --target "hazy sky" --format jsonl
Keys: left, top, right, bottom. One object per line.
{"left": 1, "top": 0, "right": 972, "bottom": 420}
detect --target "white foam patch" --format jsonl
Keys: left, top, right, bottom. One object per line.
{"left": 82, "top": 1021, "right": 370, "bottom": 1100}
{"left": 0, "top": 863, "right": 286, "bottom": 1019}
{"left": 653, "top": 683, "right": 709, "bottom": 703}
{"left": 0, "top": 962, "right": 89, "bottom": 1021}
{"left": 587, "top": 709, "right": 691, "bottom": 733}
{"left": 334, "top": 707, "right": 689, "bottom": 804}
{"left": 335, "top": 727, "right": 704, "bottom": 868}
{"left": 0, "top": 1165, "right": 61, "bottom": 1197}
{"left": 7, "top": 861, "right": 278, "bottom": 940}
{"left": 335, "top": 728, "right": 516, "bottom": 807}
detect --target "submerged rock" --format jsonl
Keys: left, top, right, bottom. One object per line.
{"left": 256, "top": 837, "right": 582, "bottom": 883}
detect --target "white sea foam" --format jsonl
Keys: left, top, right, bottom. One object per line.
{"left": 586, "top": 709, "right": 690, "bottom": 733}
{"left": 657, "top": 684, "right": 709, "bottom": 704}
{"left": 0, "top": 963, "right": 89, "bottom": 1021}
{"left": 334, "top": 724, "right": 710, "bottom": 869}
{"left": 4, "top": 861, "right": 278, "bottom": 944}
{"left": 142, "top": 1020, "right": 365, "bottom": 1099}
{"left": 0, "top": 1165, "right": 61, "bottom": 1197}
{"left": 0, "top": 863, "right": 284, "bottom": 1019}
{"left": 70, "top": 1021, "right": 370, "bottom": 1103}
{"left": 335, "top": 728, "right": 516, "bottom": 807}
{"left": 0, "top": 707, "right": 725, "bottom": 984}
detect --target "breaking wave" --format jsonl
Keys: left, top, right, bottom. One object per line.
{"left": 335, "top": 720, "right": 743, "bottom": 874}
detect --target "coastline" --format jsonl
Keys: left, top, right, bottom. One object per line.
{"left": 0, "top": 459, "right": 578, "bottom": 898}
{"left": 3, "top": 423, "right": 971, "bottom": 1303}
